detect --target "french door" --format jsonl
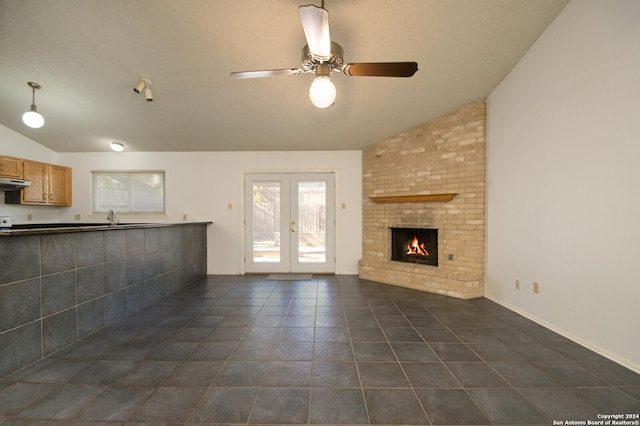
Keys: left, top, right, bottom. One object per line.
{"left": 244, "top": 173, "right": 335, "bottom": 273}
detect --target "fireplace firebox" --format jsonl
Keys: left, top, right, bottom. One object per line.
{"left": 391, "top": 227, "right": 438, "bottom": 266}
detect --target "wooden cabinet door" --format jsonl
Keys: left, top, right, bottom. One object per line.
{"left": 0, "top": 156, "right": 23, "bottom": 178}
{"left": 48, "top": 165, "right": 72, "bottom": 205}
{"left": 22, "top": 161, "right": 48, "bottom": 204}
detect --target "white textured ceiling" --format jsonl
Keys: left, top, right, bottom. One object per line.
{"left": 0, "top": 0, "right": 569, "bottom": 152}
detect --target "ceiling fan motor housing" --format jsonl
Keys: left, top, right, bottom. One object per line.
{"left": 302, "top": 41, "right": 344, "bottom": 73}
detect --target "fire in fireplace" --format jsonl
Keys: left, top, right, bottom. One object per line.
{"left": 391, "top": 227, "right": 438, "bottom": 266}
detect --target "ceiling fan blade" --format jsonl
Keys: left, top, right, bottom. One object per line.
{"left": 342, "top": 62, "right": 419, "bottom": 77}
{"left": 230, "top": 68, "right": 303, "bottom": 79}
{"left": 299, "top": 4, "right": 331, "bottom": 61}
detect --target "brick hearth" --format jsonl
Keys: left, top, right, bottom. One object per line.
{"left": 359, "top": 99, "right": 486, "bottom": 299}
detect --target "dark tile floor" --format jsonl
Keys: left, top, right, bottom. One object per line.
{"left": 1, "top": 275, "right": 639, "bottom": 425}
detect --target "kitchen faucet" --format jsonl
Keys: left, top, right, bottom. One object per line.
{"left": 107, "top": 209, "right": 116, "bottom": 226}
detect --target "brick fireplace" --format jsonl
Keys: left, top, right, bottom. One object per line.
{"left": 359, "top": 100, "right": 486, "bottom": 299}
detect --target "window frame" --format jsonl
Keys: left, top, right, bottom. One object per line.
{"left": 91, "top": 170, "right": 166, "bottom": 216}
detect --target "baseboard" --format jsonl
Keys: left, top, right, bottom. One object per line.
{"left": 484, "top": 294, "right": 640, "bottom": 374}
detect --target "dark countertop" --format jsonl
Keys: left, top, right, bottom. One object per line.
{"left": 0, "top": 221, "right": 212, "bottom": 236}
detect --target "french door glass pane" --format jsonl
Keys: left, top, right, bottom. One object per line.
{"left": 252, "top": 181, "right": 281, "bottom": 263}
{"left": 297, "top": 180, "right": 327, "bottom": 263}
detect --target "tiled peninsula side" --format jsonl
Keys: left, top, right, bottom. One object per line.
{"left": 0, "top": 223, "right": 209, "bottom": 379}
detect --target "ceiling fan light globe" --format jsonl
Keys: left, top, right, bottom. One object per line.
{"left": 309, "top": 76, "right": 336, "bottom": 108}
{"left": 23, "top": 110, "right": 44, "bottom": 128}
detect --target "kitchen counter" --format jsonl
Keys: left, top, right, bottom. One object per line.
{"left": 0, "top": 221, "right": 211, "bottom": 236}
{"left": 0, "top": 221, "right": 210, "bottom": 379}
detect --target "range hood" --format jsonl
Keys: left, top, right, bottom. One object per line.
{"left": 0, "top": 177, "right": 31, "bottom": 191}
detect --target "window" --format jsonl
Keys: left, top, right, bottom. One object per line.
{"left": 92, "top": 171, "right": 165, "bottom": 214}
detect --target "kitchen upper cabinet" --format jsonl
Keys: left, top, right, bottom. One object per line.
{"left": 5, "top": 160, "right": 72, "bottom": 206}
{"left": 21, "top": 160, "right": 48, "bottom": 204}
{"left": 47, "top": 164, "right": 72, "bottom": 205}
{"left": 0, "top": 156, "right": 24, "bottom": 178}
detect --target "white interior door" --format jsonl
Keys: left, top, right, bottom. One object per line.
{"left": 244, "top": 173, "right": 335, "bottom": 273}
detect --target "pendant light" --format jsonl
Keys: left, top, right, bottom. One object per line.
{"left": 22, "top": 82, "right": 45, "bottom": 128}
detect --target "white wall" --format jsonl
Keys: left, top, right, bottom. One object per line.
{"left": 486, "top": 0, "right": 640, "bottom": 371}
{"left": 0, "top": 125, "right": 63, "bottom": 222}
{"left": 58, "top": 150, "right": 363, "bottom": 275}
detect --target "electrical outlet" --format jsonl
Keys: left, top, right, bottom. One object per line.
{"left": 448, "top": 254, "right": 454, "bottom": 261}
{"left": 182, "top": 214, "right": 188, "bottom": 221}
{"left": 74, "top": 214, "right": 81, "bottom": 220}
{"left": 27, "top": 214, "right": 32, "bottom": 221}
{"left": 228, "top": 203, "right": 233, "bottom": 210}
{"left": 515, "top": 280, "right": 520, "bottom": 290}
{"left": 533, "top": 282, "right": 539, "bottom": 294}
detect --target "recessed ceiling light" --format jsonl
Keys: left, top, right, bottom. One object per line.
{"left": 110, "top": 142, "right": 124, "bottom": 152}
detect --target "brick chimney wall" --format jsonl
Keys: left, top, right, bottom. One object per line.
{"left": 359, "top": 99, "right": 486, "bottom": 299}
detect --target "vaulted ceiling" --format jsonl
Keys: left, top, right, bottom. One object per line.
{"left": 0, "top": 0, "right": 569, "bottom": 152}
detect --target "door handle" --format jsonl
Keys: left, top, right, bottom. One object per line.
{"left": 291, "top": 226, "right": 297, "bottom": 232}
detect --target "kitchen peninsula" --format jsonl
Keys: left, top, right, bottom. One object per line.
{"left": 0, "top": 222, "right": 210, "bottom": 379}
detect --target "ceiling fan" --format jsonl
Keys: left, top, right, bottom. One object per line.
{"left": 230, "top": 1, "right": 418, "bottom": 108}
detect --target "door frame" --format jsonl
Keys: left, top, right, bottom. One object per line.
{"left": 241, "top": 170, "right": 336, "bottom": 274}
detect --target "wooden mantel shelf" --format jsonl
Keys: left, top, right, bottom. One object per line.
{"left": 369, "top": 193, "right": 458, "bottom": 204}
